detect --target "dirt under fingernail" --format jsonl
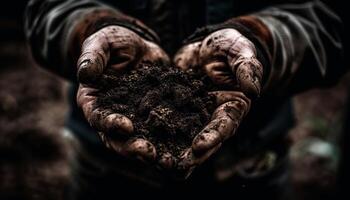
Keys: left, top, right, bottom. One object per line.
{"left": 95, "top": 63, "right": 216, "bottom": 161}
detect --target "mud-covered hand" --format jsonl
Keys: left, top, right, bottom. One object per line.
{"left": 174, "top": 28, "right": 263, "bottom": 176}
{"left": 77, "top": 25, "right": 169, "bottom": 162}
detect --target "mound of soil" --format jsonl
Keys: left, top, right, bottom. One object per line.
{"left": 96, "top": 64, "right": 215, "bottom": 159}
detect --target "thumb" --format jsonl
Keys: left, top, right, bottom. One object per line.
{"left": 77, "top": 32, "right": 110, "bottom": 85}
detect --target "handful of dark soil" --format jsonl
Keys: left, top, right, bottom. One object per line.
{"left": 96, "top": 64, "right": 215, "bottom": 160}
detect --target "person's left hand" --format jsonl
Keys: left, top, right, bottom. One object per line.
{"left": 174, "top": 28, "right": 263, "bottom": 177}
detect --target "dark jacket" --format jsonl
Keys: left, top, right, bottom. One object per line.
{"left": 24, "top": 0, "right": 346, "bottom": 182}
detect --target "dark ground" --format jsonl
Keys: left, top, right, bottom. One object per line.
{"left": 0, "top": 15, "right": 349, "bottom": 199}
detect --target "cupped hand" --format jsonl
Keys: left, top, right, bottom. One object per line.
{"left": 174, "top": 28, "right": 263, "bottom": 176}
{"left": 76, "top": 25, "right": 169, "bottom": 162}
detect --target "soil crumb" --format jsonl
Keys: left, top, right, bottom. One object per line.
{"left": 95, "top": 64, "right": 215, "bottom": 159}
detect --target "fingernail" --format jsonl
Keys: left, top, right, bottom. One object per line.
{"left": 77, "top": 60, "right": 93, "bottom": 83}
{"left": 78, "top": 59, "right": 90, "bottom": 69}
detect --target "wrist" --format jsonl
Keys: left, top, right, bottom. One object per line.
{"left": 71, "top": 8, "right": 159, "bottom": 46}
{"left": 66, "top": 8, "right": 159, "bottom": 69}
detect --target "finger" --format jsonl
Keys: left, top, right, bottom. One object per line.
{"left": 77, "top": 32, "right": 110, "bottom": 84}
{"left": 209, "top": 91, "right": 251, "bottom": 107}
{"left": 231, "top": 56, "right": 263, "bottom": 99}
{"left": 76, "top": 86, "right": 98, "bottom": 108}
{"left": 90, "top": 111, "right": 134, "bottom": 136}
{"left": 77, "top": 85, "right": 134, "bottom": 136}
{"left": 192, "top": 96, "right": 250, "bottom": 153}
{"left": 192, "top": 113, "right": 235, "bottom": 153}
{"left": 174, "top": 42, "right": 201, "bottom": 70}
{"left": 203, "top": 61, "right": 235, "bottom": 86}
{"left": 142, "top": 41, "right": 170, "bottom": 66}
{"left": 158, "top": 152, "right": 176, "bottom": 170}
{"left": 177, "top": 144, "right": 221, "bottom": 179}
{"left": 99, "top": 134, "right": 156, "bottom": 163}
{"left": 123, "top": 138, "right": 157, "bottom": 162}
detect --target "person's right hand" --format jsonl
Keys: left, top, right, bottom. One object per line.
{"left": 76, "top": 25, "right": 169, "bottom": 162}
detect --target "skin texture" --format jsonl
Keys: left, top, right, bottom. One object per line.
{"left": 76, "top": 25, "right": 169, "bottom": 162}
{"left": 174, "top": 28, "right": 263, "bottom": 176}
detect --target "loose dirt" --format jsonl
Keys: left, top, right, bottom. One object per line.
{"left": 96, "top": 64, "right": 215, "bottom": 159}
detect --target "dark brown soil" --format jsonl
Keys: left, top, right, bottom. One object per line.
{"left": 95, "top": 64, "right": 215, "bottom": 159}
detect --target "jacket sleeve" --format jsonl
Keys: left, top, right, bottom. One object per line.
{"left": 25, "top": 0, "right": 159, "bottom": 81}
{"left": 185, "top": 0, "right": 346, "bottom": 96}
{"left": 252, "top": 0, "right": 346, "bottom": 95}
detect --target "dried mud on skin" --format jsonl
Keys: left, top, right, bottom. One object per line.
{"left": 95, "top": 64, "right": 216, "bottom": 161}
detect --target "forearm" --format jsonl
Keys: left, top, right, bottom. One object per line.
{"left": 25, "top": 0, "right": 158, "bottom": 81}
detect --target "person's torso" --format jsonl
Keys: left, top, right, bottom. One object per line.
{"left": 103, "top": 0, "right": 300, "bottom": 55}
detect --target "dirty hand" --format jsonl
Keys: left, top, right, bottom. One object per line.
{"left": 77, "top": 25, "right": 169, "bottom": 162}
{"left": 174, "top": 28, "right": 263, "bottom": 175}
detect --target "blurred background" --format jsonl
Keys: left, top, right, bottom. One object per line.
{"left": 0, "top": 1, "right": 348, "bottom": 199}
